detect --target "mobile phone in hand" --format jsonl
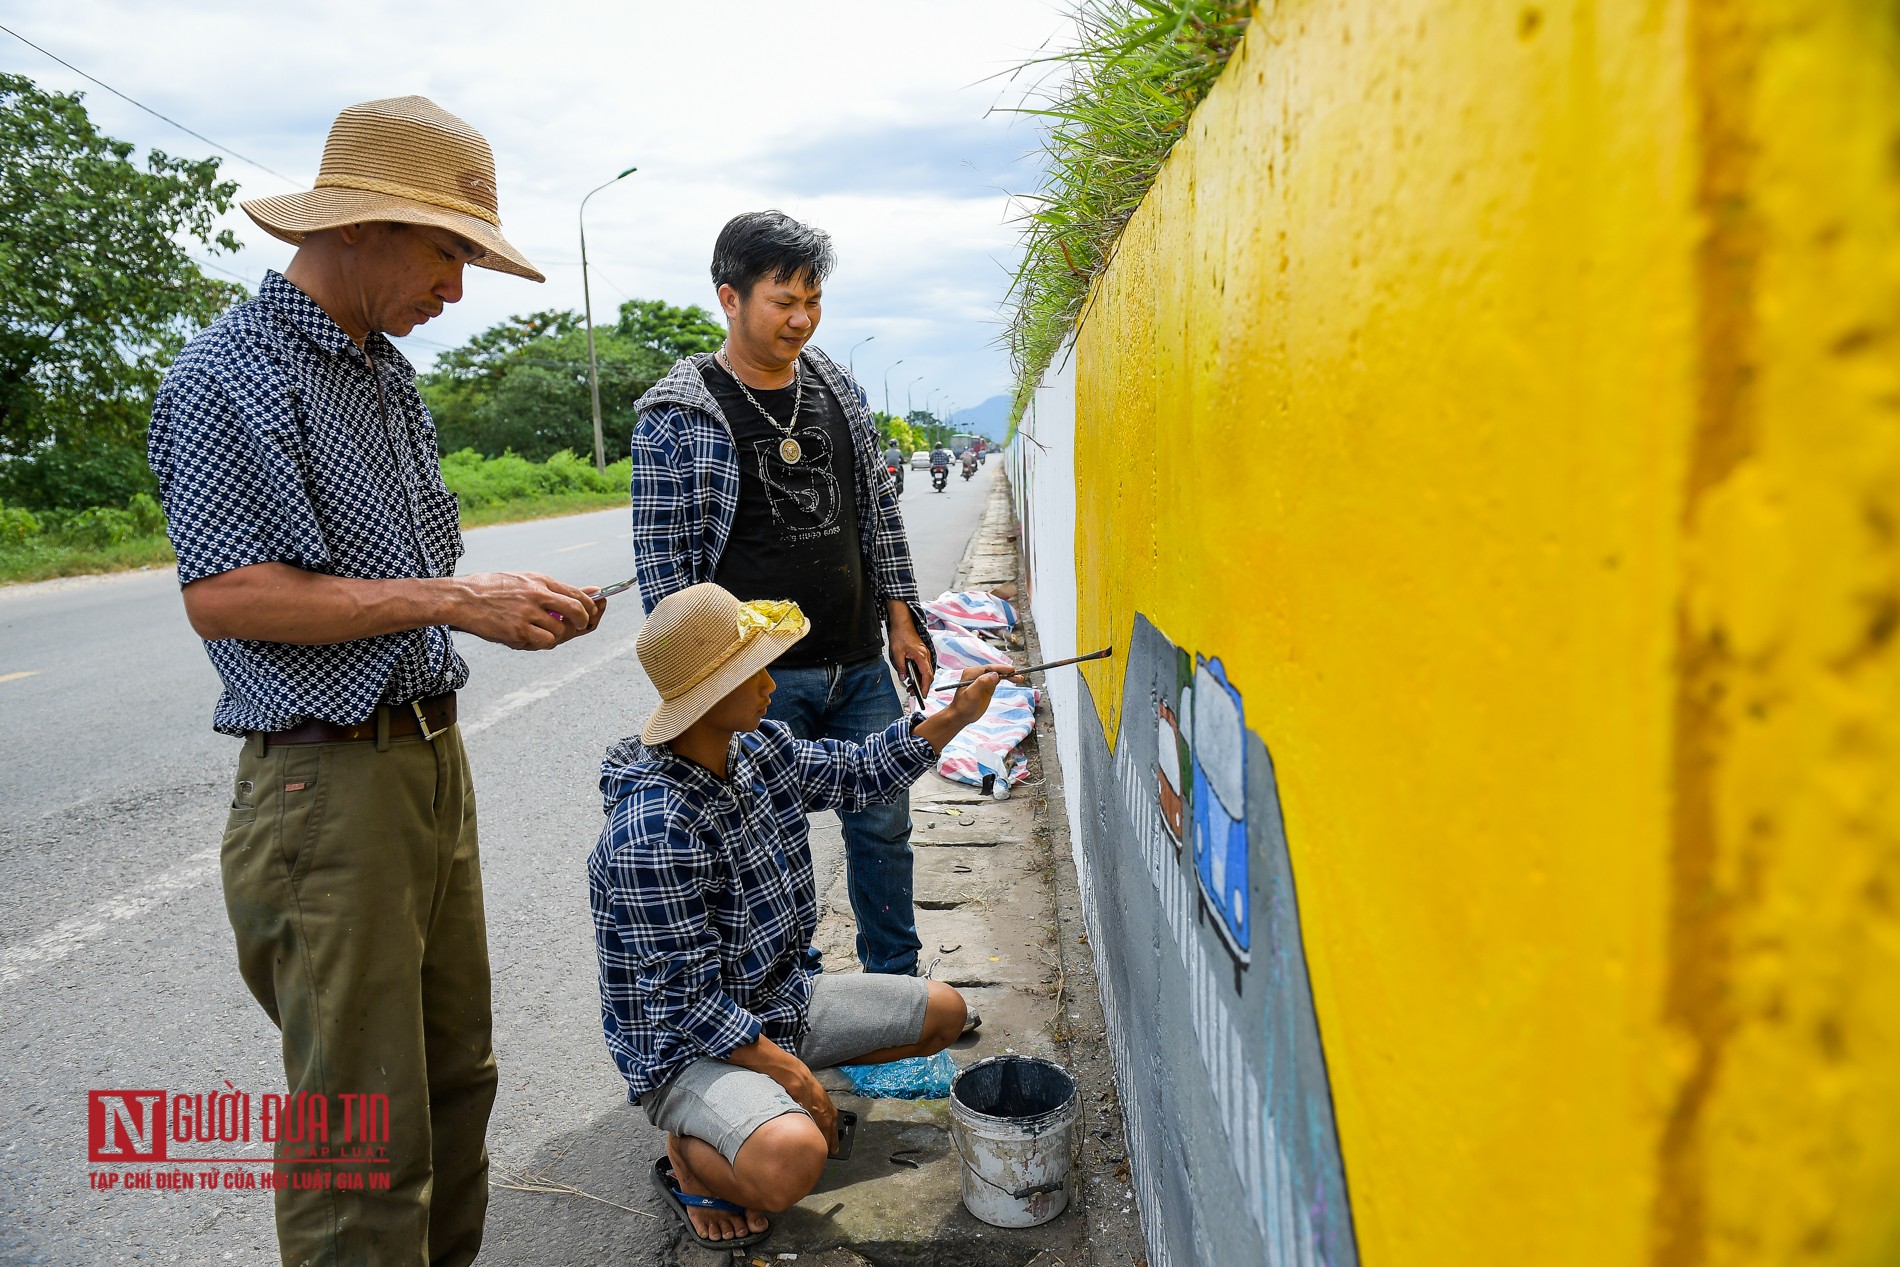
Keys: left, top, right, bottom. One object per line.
{"left": 829, "top": 1109, "right": 858, "bottom": 1162}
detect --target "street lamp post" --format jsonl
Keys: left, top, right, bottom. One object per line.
{"left": 580, "top": 165, "right": 637, "bottom": 473}
{"left": 882, "top": 359, "right": 904, "bottom": 418}
{"left": 907, "top": 375, "right": 924, "bottom": 416}
{"left": 848, "top": 334, "right": 876, "bottom": 378}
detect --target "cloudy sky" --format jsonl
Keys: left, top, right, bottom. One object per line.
{"left": 4, "top": 0, "right": 1075, "bottom": 419}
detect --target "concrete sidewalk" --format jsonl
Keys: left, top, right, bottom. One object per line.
{"left": 678, "top": 472, "right": 1145, "bottom": 1267}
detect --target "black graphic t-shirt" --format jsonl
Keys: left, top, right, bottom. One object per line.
{"left": 703, "top": 357, "right": 880, "bottom": 668}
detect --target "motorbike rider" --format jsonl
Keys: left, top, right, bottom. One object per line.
{"left": 929, "top": 444, "right": 953, "bottom": 493}
{"left": 883, "top": 438, "right": 905, "bottom": 493}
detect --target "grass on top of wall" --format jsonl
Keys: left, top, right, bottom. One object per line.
{"left": 1002, "top": 0, "right": 1250, "bottom": 433}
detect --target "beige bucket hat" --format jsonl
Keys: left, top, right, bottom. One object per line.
{"left": 638, "top": 584, "right": 809, "bottom": 744}
{"left": 240, "top": 95, "right": 544, "bottom": 282}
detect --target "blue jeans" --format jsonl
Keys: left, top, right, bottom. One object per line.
{"left": 766, "top": 656, "right": 920, "bottom": 975}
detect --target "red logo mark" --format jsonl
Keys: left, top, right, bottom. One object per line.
{"left": 89, "top": 1091, "right": 168, "bottom": 1162}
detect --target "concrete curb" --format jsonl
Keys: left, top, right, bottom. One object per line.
{"left": 708, "top": 469, "right": 1143, "bottom": 1267}
{"left": 982, "top": 466, "right": 1146, "bottom": 1267}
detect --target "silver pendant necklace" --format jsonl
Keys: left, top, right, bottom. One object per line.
{"left": 719, "top": 347, "right": 803, "bottom": 464}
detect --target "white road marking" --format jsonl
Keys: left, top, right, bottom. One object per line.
{"left": 553, "top": 541, "right": 599, "bottom": 553}
{"left": 0, "top": 847, "right": 218, "bottom": 988}
{"left": 0, "top": 636, "right": 641, "bottom": 991}
{"left": 460, "top": 634, "right": 641, "bottom": 737}
{"left": 0, "top": 670, "right": 38, "bottom": 684}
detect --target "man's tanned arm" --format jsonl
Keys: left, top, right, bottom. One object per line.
{"left": 183, "top": 561, "right": 602, "bottom": 651}
{"left": 724, "top": 1034, "right": 840, "bottom": 1148}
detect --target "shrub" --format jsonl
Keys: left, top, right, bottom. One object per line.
{"left": 127, "top": 492, "right": 167, "bottom": 536}
{"left": 0, "top": 440, "right": 158, "bottom": 511}
{"left": 438, "top": 448, "right": 627, "bottom": 507}
{"left": 60, "top": 504, "right": 142, "bottom": 548}
{"left": 0, "top": 500, "right": 41, "bottom": 544}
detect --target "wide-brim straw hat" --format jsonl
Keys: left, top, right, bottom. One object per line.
{"left": 240, "top": 96, "right": 544, "bottom": 282}
{"left": 638, "top": 584, "right": 809, "bottom": 744}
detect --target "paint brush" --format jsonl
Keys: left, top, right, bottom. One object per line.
{"left": 945, "top": 646, "right": 1114, "bottom": 691}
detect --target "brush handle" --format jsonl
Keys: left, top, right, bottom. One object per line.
{"left": 945, "top": 646, "right": 1114, "bottom": 690}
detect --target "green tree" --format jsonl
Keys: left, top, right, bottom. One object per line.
{"left": 614, "top": 299, "right": 723, "bottom": 358}
{"left": 422, "top": 307, "right": 719, "bottom": 461}
{"left": 430, "top": 309, "right": 582, "bottom": 384}
{"left": 907, "top": 409, "right": 951, "bottom": 447}
{"left": 0, "top": 74, "right": 244, "bottom": 507}
{"left": 875, "top": 411, "right": 925, "bottom": 456}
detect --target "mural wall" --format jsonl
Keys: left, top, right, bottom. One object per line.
{"left": 1015, "top": 3, "right": 1900, "bottom": 1265}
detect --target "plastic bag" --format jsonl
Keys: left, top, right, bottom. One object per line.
{"left": 836, "top": 1050, "right": 957, "bottom": 1099}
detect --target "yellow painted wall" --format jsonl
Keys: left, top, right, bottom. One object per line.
{"left": 1071, "top": 2, "right": 1900, "bottom": 1263}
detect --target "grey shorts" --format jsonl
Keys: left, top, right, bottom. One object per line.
{"left": 642, "top": 973, "right": 929, "bottom": 1163}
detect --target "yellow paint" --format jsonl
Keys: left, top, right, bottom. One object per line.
{"left": 0, "top": 671, "right": 38, "bottom": 684}
{"left": 1069, "top": 2, "right": 1900, "bottom": 1263}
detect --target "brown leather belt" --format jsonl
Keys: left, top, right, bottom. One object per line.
{"left": 252, "top": 693, "right": 457, "bottom": 747}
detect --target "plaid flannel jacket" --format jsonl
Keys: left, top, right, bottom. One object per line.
{"left": 588, "top": 716, "right": 934, "bottom": 1102}
{"left": 628, "top": 347, "right": 932, "bottom": 644}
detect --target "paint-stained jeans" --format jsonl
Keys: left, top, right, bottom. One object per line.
{"left": 221, "top": 724, "right": 495, "bottom": 1267}
{"left": 765, "top": 656, "right": 922, "bottom": 975}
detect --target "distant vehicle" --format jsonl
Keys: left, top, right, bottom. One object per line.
{"left": 950, "top": 432, "right": 979, "bottom": 456}
{"left": 911, "top": 451, "right": 932, "bottom": 469}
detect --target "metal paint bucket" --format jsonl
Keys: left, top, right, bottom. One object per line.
{"left": 948, "top": 1054, "right": 1079, "bottom": 1228}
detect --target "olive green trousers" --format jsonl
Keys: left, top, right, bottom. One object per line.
{"left": 221, "top": 725, "right": 494, "bottom": 1267}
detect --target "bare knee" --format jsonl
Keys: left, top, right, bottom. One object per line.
{"left": 734, "top": 1113, "right": 828, "bottom": 1211}
{"left": 918, "top": 982, "right": 967, "bottom": 1052}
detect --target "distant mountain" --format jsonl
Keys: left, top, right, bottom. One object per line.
{"left": 947, "top": 394, "right": 1012, "bottom": 442}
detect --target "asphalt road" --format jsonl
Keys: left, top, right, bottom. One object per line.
{"left": 0, "top": 457, "right": 998, "bottom": 1265}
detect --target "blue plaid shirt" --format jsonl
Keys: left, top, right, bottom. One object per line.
{"left": 148, "top": 271, "right": 467, "bottom": 735}
{"left": 589, "top": 716, "right": 934, "bottom": 1102}
{"left": 629, "top": 349, "right": 932, "bottom": 646}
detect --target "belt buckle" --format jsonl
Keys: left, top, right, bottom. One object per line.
{"left": 411, "top": 699, "right": 448, "bottom": 742}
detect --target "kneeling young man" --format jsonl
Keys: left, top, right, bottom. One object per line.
{"left": 589, "top": 583, "right": 1006, "bottom": 1247}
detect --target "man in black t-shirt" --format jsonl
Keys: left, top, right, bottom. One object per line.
{"left": 628, "top": 211, "right": 941, "bottom": 982}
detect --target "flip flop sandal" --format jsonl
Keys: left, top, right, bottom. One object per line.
{"left": 650, "top": 1156, "right": 769, "bottom": 1251}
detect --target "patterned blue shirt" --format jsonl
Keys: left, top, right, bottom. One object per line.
{"left": 148, "top": 271, "right": 467, "bottom": 735}
{"left": 589, "top": 716, "right": 934, "bottom": 1102}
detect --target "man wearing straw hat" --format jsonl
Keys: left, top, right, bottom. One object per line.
{"left": 590, "top": 583, "right": 1004, "bottom": 1248}
{"left": 148, "top": 97, "right": 599, "bottom": 1266}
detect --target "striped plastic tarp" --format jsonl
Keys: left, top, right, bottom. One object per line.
{"left": 920, "top": 589, "right": 1017, "bottom": 633}
{"left": 929, "top": 630, "right": 1014, "bottom": 672}
{"left": 924, "top": 630, "right": 1038, "bottom": 786}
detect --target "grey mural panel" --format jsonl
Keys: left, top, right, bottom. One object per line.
{"left": 1075, "top": 613, "right": 1357, "bottom": 1265}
